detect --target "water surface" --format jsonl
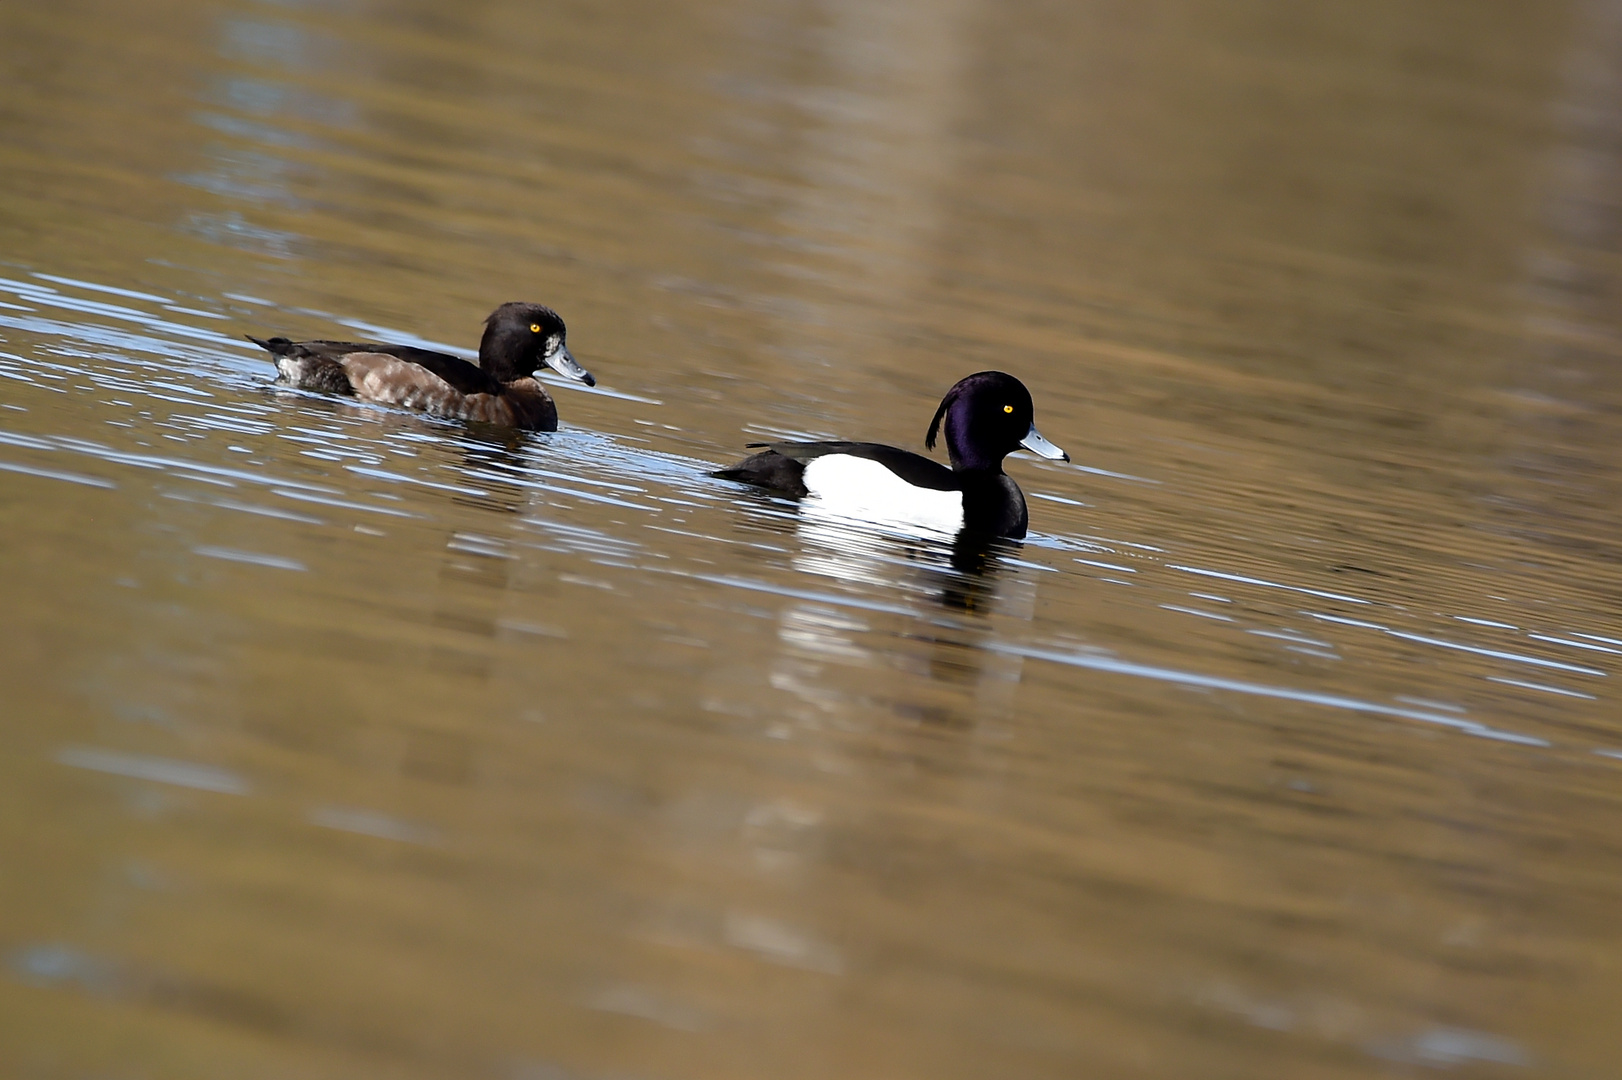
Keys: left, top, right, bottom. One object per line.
{"left": 3, "top": 0, "right": 1622, "bottom": 1077}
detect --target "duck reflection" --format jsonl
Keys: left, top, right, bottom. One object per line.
{"left": 444, "top": 428, "right": 534, "bottom": 516}
{"left": 790, "top": 503, "right": 1017, "bottom": 614}
{"left": 405, "top": 434, "right": 545, "bottom": 685}
{"left": 763, "top": 508, "right": 1034, "bottom": 736}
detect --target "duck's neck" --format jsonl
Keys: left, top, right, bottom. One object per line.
{"left": 477, "top": 323, "right": 528, "bottom": 382}
{"left": 944, "top": 415, "right": 1007, "bottom": 473}
{"left": 951, "top": 457, "right": 1006, "bottom": 477}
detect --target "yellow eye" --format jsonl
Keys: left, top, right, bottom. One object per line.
{"left": 530, "top": 323, "right": 541, "bottom": 333}
{"left": 1003, "top": 404, "right": 1013, "bottom": 413}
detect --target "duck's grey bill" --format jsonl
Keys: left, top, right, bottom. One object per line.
{"left": 1020, "top": 425, "right": 1069, "bottom": 462}
{"left": 545, "top": 344, "right": 596, "bottom": 386}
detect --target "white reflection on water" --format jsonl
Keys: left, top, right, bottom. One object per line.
{"left": 192, "top": 545, "right": 308, "bottom": 571}
{"left": 1487, "top": 676, "right": 1597, "bottom": 700}
{"left": 587, "top": 983, "right": 707, "bottom": 1032}
{"left": 56, "top": 746, "right": 251, "bottom": 795}
{"left": 1169, "top": 563, "right": 1371, "bottom": 604}
{"left": 1368, "top": 1025, "right": 1533, "bottom": 1068}
{"left": 778, "top": 604, "right": 870, "bottom": 664}
{"left": 307, "top": 805, "right": 437, "bottom": 845}
{"left": 992, "top": 642, "right": 1548, "bottom": 746}
{"left": 1385, "top": 630, "right": 1606, "bottom": 677}
{"left": 0, "top": 459, "right": 117, "bottom": 489}
{"left": 720, "top": 910, "right": 842, "bottom": 974}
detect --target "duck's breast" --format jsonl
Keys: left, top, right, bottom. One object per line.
{"left": 462, "top": 379, "right": 557, "bottom": 431}
{"left": 960, "top": 473, "right": 1027, "bottom": 539}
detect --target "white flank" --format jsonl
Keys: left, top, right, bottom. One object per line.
{"left": 800, "top": 454, "right": 963, "bottom": 535}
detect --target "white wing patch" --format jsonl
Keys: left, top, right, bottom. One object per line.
{"left": 800, "top": 454, "right": 963, "bottom": 535}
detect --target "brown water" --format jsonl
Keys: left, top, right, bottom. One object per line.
{"left": 3, "top": 0, "right": 1622, "bottom": 1076}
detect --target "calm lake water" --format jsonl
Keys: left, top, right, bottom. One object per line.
{"left": 4, "top": 0, "right": 1622, "bottom": 1076}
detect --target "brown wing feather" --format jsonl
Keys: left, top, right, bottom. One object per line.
{"left": 340, "top": 353, "right": 462, "bottom": 413}
{"left": 291, "top": 341, "right": 497, "bottom": 395}
{"left": 339, "top": 357, "right": 557, "bottom": 430}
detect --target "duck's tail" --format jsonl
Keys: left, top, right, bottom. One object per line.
{"left": 251, "top": 336, "right": 354, "bottom": 396}
{"left": 245, "top": 334, "right": 293, "bottom": 355}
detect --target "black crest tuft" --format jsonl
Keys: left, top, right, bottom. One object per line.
{"left": 925, "top": 388, "right": 957, "bottom": 451}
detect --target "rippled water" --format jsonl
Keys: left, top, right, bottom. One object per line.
{"left": 4, "top": 0, "right": 1622, "bottom": 1077}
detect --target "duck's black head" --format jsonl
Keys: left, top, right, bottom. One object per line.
{"left": 478, "top": 302, "right": 595, "bottom": 386}
{"left": 925, "top": 371, "right": 1068, "bottom": 471}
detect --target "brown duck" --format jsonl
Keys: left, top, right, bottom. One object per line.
{"left": 249, "top": 302, "right": 595, "bottom": 431}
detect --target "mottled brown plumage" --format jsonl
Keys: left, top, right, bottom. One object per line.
{"left": 249, "top": 302, "right": 594, "bottom": 431}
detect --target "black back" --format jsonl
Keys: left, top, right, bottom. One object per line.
{"left": 732, "top": 441, "right": 955, "bottom": 486}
